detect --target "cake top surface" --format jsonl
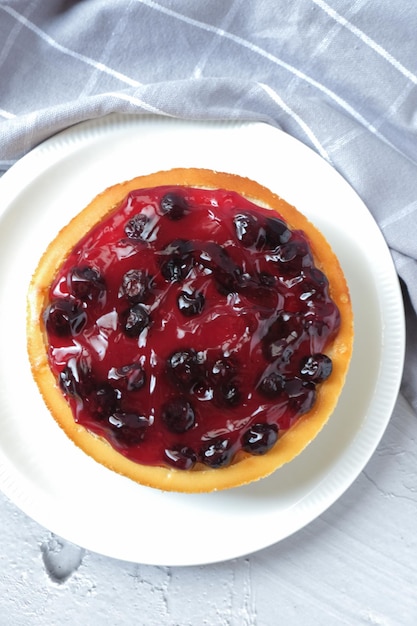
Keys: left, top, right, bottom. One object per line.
{"left": 42, "top": 184, "right": 340, "bottom": 470}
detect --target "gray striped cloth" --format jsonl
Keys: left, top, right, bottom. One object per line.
{"left": 1, "top": 0, "right": 416, "bottom": 411}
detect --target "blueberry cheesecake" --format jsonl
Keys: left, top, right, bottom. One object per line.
{"left": 27, "top": 168, "right": 353, "bottom": 492}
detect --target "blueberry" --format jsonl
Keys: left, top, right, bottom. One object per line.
{"left": 263, "top": 216, "right": 291, "bottom": 249}
{"left": 167, "top": 349, "right": 202, "bottom": 386}
{"left": 217, "top": 380, "right": 241, "bottom": 407}
{"left": 45, "top": 299, "right": 87, "bottom": 337}
{"left": 109, "top": 362, "right": 146, "bottom": 391}
{"left": 87, "top": 382, "right": 120, "bottom": 420}
{"left": 239, "top": 278, "right": 277, "bottom": 310}
{"left": 278, "top": 240, "right": 310, "bottom": 263}
{"left": 177, "top": 290, "right": 205, "bottom": 316}
{"left": 197, "top": 243, "right": 241, "bottom": 294}
{"left": 233, "top": 212, "right": 261, "bottom": 247}
{"left": 209, "top": 357, "right": 241, "bottom": 406}
{"left": 258, "top": 372, "right": 285, "bottom": 397}
{"left": 277, "top": 239, "right": 313, "bottom": 274}
{"left": 300, "top": 353, "right": 333, "bottom": 383}
{"left": 124, "top": 213, "right": 149, "bottom": 240}
{"left": 242, "top": 423, "right": 278, "bottom": 455}
{"left": 161, "top": 397, "right": 196, "bottom": 433}
{"left": 286, "top": 378, "right": 316, "bottom": 415}
{"left": 161, "top": 258, "right": 188, "bottom": 282}
{"left": 190, "top": 379, "right": 214, "bottom": 401}
{"left": 160, "top": 192, "right": 189, "bottom": 220}
{"left": 108, "top": 411, "right": 149, "bottom": 445}
{"left": 58, "top": 366, "right": 79, "bottom": 397}
{"left": 164, "top": 445, "right": 197, "bottom": 470}
{"left": 269, "top": 341, "right": 295, "bottom": 364}
{"left": 263, "top": 313, "right": 301, "bottom": 362}
{"left": 210, "top": 357, "right": 236, "bottom": 381}
{"left": 68, "top": 266, "right": 105, "bottom": 301}
{"left": 59, "top": 363, "right": 94, "bottom": 398}
{"left": 160, "top": 239, "right": 194, "bottom": 282}
{"left": 214, "top": 270, "right": 241, "bottom": 295}
{"left": 120, "top": 269, "right": 151, "bottom": 302}
{"left": 258, "top": 272, "right": 276, "bottom": 287}
{"left": 307, "top": 267, "right": 329, "bottom": 289}
{"left": 305, "top": 301, "right": 340, "bottom": 334}
{"left": 200, "top": 438, "right": 233, "bottom": 468}
{"left": 121, "top": 303, "right": 150, "bottom": 337}
{"left": 299, "top": 279, "right": 319, "bottom": 302}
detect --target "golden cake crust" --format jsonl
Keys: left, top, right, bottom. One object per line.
{"left": 27, "top": 168, "right": 353, "bottom": 492}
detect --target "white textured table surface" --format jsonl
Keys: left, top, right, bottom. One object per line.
{"left": 1, "top": 1, "right": 417, "bottom": 623}
{"left": 1, "top": 393, "right": 416, "bottom": 625}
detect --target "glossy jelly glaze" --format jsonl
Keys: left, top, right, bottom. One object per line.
{"left": 43, "top": 186, "right": 340, "bottom": 470}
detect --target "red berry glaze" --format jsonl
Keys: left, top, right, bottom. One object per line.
{"left": 42, "top": 186, "right": 341, "bottom": 470}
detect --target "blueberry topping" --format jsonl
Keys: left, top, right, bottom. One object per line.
{"left": 59, "top": 363, "right": 94, "bottom": 398}
{"left": 108, "top": 411, "right": 148, "bottom": 445}
{"left": 210, "top": 357, "right": 236, "bottom": 381}
{"left": 190, "top": 379, "right": 214, "bottom": 401}
{"left": 277, "top": 240, "right": 310, "bottom": 266}
{"left": 263, "top": 216, "right": 291, "bottom": 249}
{"left": 109, "top": 362, "right": 146, "bottom": 391}
{"left": 45, "top": 299, "right": 87, "bottom": 337}
{"left": 124, "top": 213, "right": 149, "bottom": 240}
{"left": 197, "top": 243, "right": 241, "bottom": 294}
{"left": 87, "top": 382, "right": 120, "bottom": 420}
{"left": 259, "top": 272, "right": 277, "bottom": 288}
{"left": 161, "top": 397, "right": 196, "bottom": 433}
{"left": 160, "top": 239, "right": 194, "bottom": 282}
{"left": 44, "top": 185, "right": 342, "bottom": 472}
{"left": 242, "top": 423, "right": 278, "bottom": 455}
{"left": 207, "top": 356, "right": 241, "bottom": 406}
{"left": 258, "top": 372, "right": 285, "bottom": 397}
{"left": 177, "top": 290, "right": 205, "bottom": 316}
{"left": 164, "top": 445, "right": 197, "bottom": 470}
{"left": 167, "top": 349, "right": 202, "bottom": 386}
{"left": 305, "top": 301, "right": 339, "bottom": 333}
{"left": 59, "top": 366, "right": 79, "bottom": 397}
{"left": 286, "top": 378, "right": 316, "bottom": 415}
{"left": 300, "top": 353, "right": 333, "bottom": 382}
{"left": 160, "top": 192, "right": 190, "bottom": 220}
{"left": 233, "top": 212, "right": 261, "bottom": 247}
{"left": 217, "top": 380, "right": 241, "bottom": 407}
{"left": 68, "top": 266, "right": 105, "bottom": 301}
{"left": 120, "top": 269, "right": 151, "bottom": 302}
{"left": 200, "top": 438, "right": 233, "bottom": 468}
{"left": 239, "top": 279, "right": 277, "bottom": 310}
{"left": 121, "top": 303, "right": 150, "bottom": 337}
{"left": 263, "top": 313, "right": 302, "bottom": 362}
{"left": 299, "top": 279, "right": 319, "bottom": 301}
{"left": 161, "top": 258, "right": 187, "bottom": 283}
{"left": 308, "top": 267, "right": 329, "bottom": 288}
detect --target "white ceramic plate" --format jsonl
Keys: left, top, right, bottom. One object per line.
{"left": 0, "top": 115, "right": 404, "bottom": 566}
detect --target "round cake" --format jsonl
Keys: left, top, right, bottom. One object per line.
{"left": 27, "top": 168, "right": 353, "bottom": 493}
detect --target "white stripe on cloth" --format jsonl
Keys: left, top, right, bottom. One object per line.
{"left": 135, "top": 0, "right": 401, "bottom": 149}
{"left": 379, "top": 198, "right": 417, "bottom": 230}
{"left": 107, "top": 91, "right": 176, "bottom": 116}
{"left": 258, "top": 83, "right": 331, "bottom": 161}
{"left": 0, "top": 0, "right": 35, "bottom": 69}
{"left": 311, "top": 0, "right": 417, "bottom": 84}
{"left": 0, "top": 109, "right": 16, "bottom": 119}
{"left": 0, "top": 5, "right": 141, "bottom": 88}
